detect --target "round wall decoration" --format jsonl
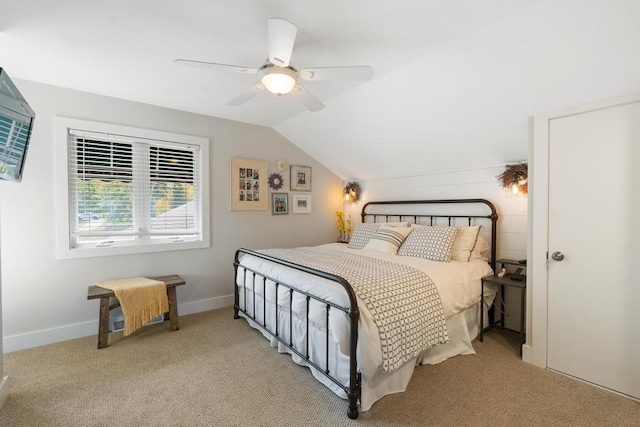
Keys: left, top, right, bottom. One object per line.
{"left": 268, "top": 172, "right": 285, "bottom": 190}
{"left": 497, "top": 163, "right": 528, "bottom": 195}
{"left": 344, "top": 182, "right": 361, "bottom": 202}
{"left": 275, "top": 159, "right": 287, "bottom": 172}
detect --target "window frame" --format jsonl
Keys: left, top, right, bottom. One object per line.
{"left": 54, "top": 116, "right": 210, "bottom": 259}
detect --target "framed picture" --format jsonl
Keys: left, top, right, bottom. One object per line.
{"left": 271, "top": 193, "right": 288, "bottom": 215}
{"left": 292, "top": 194, "right": 312, "bottom": 214}
{"left": 290, "top": 165, "right": 311, "bottom": 191}
{"left": 231, "top": 158, "right": 268, "bottom": 211}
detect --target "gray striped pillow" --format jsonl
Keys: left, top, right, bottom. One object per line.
{"left": 363, "top": 225, "right": 414, "bottom": 254}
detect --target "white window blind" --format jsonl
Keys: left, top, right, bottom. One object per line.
{"left": 68, "top": 128, "right": 201, "bottom": 248}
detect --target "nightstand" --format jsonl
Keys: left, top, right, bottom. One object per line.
{"left": 479, "top": 259, "right": 527, "bottom": 357}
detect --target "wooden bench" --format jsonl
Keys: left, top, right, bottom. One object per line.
{"left": 87, "top": 274, "right": 186, "bottom": 349}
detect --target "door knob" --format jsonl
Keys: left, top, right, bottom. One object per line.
{"left": 551, "top": 251, "right": 565, "bottom": 261}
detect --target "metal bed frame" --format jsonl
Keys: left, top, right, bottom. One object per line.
{"left": 233, "top": 199, "right": 498, "bottom": 419}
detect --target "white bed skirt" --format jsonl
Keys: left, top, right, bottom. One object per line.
{"left": 238, "top": 296, "right": 487, "bottom": 412}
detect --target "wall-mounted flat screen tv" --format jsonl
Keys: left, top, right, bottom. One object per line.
{"left": 0, "top": 67, "right": 35, "bottom": 182}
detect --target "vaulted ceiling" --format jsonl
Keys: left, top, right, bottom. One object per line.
{"left": 2, "top": 0, "right": 639, "bottom": 180}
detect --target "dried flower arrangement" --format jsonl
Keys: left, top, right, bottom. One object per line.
{"left": 497, "top": 163, "right": 528, "bottom": 195}
{"left": 335, "top": 211, "right": 353, "bottom": 243}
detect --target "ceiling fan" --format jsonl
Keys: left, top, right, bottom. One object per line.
{"left": 173, "top": 18, "right": 374, "bottom": 112}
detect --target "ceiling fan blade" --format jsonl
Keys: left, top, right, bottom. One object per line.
{"left": 290, "top": 85, "right": 325, "bottom": 112}
{"left": 226, "top": 84, "right": 265, "bottom": 106}
{"left": 173, "top": 59, "right": 257, "bottom": 74}
{"left": 268, "top": 18, "right": 297, "bottom": 67}
{"left": 299, "top": 66, "right": 374, "bottom": 81}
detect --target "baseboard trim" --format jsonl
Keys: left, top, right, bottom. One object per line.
{"left": 522, "top": 343, "right": 533, "bottom": 364}
{"left": 3, "top": 294, "right": 234, "bottom": 353}
{"left": 0, "top": 376, "right": 9, "bottom": 409}
{"left": 178, "top": 294, "right": 234, "bottom": 317}
{"left": 548, "top": 367, "right": 640, "bottom": 403}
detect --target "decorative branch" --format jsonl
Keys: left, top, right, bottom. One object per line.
{"left": 344, "top": 182, "right": 361, "bottom": 202}
{"left": 497, "top": 163, "right": 528, "bottom": 195}
{"left": 335, "top": 211, "right": 352, "bottom": 243}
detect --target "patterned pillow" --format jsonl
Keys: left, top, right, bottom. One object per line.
{"left": 397, "top": 226, "right": 460, "bottom": 262}
{"left": 348, "top": 223, "right": 380, "bottom": 249}
{"left": 363, "top": 225, "right": 414, "bottom": 254}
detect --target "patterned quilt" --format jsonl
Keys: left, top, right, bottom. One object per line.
{"left": 260, "top": 247, "right": 449, "bottom": 372}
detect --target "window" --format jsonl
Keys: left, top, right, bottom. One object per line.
{"left": 55, "top": 117, "right": 209, "bottom": 258}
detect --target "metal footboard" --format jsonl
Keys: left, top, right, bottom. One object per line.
{"left": 233, "top": 198, "right": 498, "bottom": 418}
{"left": 233, "top": 248, "right": 361, "bottom": 419}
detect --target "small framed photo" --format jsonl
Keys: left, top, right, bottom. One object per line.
{"left": 290, "top": 165, "right": 311, "bottom": 191}
{"left": 292, "top": 194, "right": 312, "bottom": 214}
{"left": 272, "top": 193, "right": 288, "bottom": 215}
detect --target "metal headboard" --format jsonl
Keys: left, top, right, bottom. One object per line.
{"left": 361, "top": 199, "right": 498, "bottom": 271}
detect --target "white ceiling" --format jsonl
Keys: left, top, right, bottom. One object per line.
{"left": 2, "top": 0, "right": 640, "bottom": 180}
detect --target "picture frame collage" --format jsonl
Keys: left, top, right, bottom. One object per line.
{"left": 231, "top": 158, "right": 267, "bottom": 211}
{"left": 231, "top": 158, "right": 312, "bottom": 215}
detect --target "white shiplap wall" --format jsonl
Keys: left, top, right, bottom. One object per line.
{"left": 346, "top": 166, "right": 528, "bottom": 331}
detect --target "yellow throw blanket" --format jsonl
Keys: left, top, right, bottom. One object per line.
{"left": 95, "top": 276, "right": 168, "bottom": 336}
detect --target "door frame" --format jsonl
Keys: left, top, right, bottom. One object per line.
{"left": 527, "top": 92, "right": 640, "bottom": 368}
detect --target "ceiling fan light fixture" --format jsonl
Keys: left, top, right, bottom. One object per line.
{"left": 260, "top": 66, "right": 298, "bottom": 95}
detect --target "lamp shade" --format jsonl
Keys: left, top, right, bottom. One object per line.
{"left": 260, "top": 66, "right": 298, "bottom": 95}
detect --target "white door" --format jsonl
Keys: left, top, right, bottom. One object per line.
{"left": 547, "top": 100, "right": 640, "bottom": 399}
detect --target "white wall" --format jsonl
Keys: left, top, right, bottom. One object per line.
{"left": 1, "top": 79, "right": 344, "bottom": 353}
{"left": 348, "top": 166, "right": 528, "bottom": 331}
{"left": 276, "top": 0, "right": 640, "bottom": 182}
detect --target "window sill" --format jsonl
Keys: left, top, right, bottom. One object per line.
{"left": 56, "top": 238, "right": 209, "bottom": 260}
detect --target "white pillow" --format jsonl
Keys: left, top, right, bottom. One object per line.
{"left": 470, "top": 236, "right": 491, "bottom": 261}
{"left": 397, "top": 226, "right": 460, "bottom": 262}
{"left": 450, "top": 226, "right": 481, "bottom": 262}
{"left": 348, "top": 223, "right": 380, "bottom": 249}
{"left": 363, "top": 225, "right": 414, "bottom": 254}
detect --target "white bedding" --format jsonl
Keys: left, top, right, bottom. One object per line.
{"left": 236, "top": 243, "right": 495, "bottom": 411}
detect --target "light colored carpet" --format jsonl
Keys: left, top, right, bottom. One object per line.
{"left": 1, "top": 307, "right": 638, "bottom": 426}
